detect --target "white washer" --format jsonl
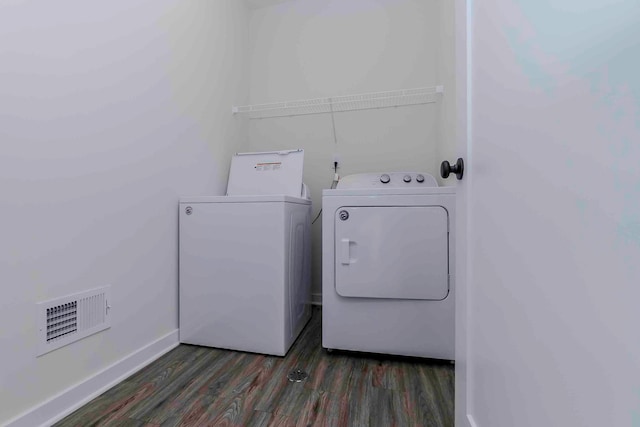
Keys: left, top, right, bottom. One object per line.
{"left": 179, "top": 150, "right": 312, "bottom": 356}
{"left": 322, "top": 172, "right": 455, "bottom": 360}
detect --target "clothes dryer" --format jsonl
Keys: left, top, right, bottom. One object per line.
{"left": 322, "top": 172, "right": 455, "bottom": 360}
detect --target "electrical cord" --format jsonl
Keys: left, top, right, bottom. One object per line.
{"left": 312, "top": 209, "right": 323, "bottom": 225}
{"left": 312, "top": 162, "right": 339, "bottom": 225}
{"left": 314, "top": 102, "right": 339, "bottom": 226}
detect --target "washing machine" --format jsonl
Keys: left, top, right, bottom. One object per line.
{"left": 179, "top": 149, "right": 312, "bottom": 356}
{"left": 322, "top": 172, "right": 455, "bottom": 360}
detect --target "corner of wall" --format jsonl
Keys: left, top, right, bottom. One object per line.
{"left": 5, "top": 331, "right": 179, "bottom": 427}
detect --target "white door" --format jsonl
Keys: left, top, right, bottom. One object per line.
{"left": 458, "top": 1, "right": 640, "bottom": 427}
{"left": 335, "top": 206, "right": 449, "bottom": 300}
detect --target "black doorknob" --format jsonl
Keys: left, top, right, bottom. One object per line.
{"left": 441, "top": 158, "right": 464, "bottom": 180}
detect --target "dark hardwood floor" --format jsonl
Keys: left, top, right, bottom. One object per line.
{"left": 54, "top": 308, "right": 454, "bottom": 427}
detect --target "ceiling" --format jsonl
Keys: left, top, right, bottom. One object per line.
{"left": 245, "top": 0, "right": 295, "bottom": 9}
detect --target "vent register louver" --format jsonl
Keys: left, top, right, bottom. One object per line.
{"left": 37, "top": 286, "right": 111, "bottom": 356}
{"left": 47, "top": 301, "right": 78, "bottom": 342}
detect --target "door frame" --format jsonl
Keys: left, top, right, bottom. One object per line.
{"left": 454, "top": 0, "right": 473, "bottom": 426}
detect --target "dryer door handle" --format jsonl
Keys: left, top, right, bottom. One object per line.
{"left": 340, "top": 238, "right": 351, "bottom": 265}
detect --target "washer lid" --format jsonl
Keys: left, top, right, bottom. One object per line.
{"left": 226, "top": 149, "right": 304, "bottom": 197}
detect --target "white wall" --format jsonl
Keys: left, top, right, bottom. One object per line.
{"left": 467, "top": 1, "right": 640, "bottom": 426}
{"left": 0, "top": 1, "right": 249, "bottom": 424}
{"left": 244, "top": 0, "right": 453, "bottom": 295}
{"left": 436, "top": 0, "right": 457, "bottom": 170}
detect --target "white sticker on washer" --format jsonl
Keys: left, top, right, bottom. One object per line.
{"left": 255, "top": 162, "right": 282, "bottom": 171}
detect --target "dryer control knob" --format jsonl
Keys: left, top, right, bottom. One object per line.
{"left": 416, "top": 174, "right": 425, "bottom": 183}
{"left": 380, "top": 174, "right": 391, "bottom": 184}
{"left": 403, "top": 175, "right": 412, "bottom": 183}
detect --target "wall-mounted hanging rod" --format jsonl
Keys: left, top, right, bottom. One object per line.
{"left": 232, "top": 86, "right": 444, "bottom": 119}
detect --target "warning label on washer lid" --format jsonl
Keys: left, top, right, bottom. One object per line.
{"left": 255, "top": 162, "right": 282, "bottom": 171}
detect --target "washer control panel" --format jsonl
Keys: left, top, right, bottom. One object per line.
{"left": 337, "top": 172, "right": 438, "bottom": 189}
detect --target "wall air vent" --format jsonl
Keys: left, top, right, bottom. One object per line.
{"left": 46, "top": 301, "right": 78, "bottom": 342}
{"left": 37, "top": 285, "right": 111, "bottom": 356}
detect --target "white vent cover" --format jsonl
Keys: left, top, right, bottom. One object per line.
{"left": 37, "top": 286, "right": 111, "bottom": 356}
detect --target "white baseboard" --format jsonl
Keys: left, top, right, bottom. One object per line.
{"left": 5, "top": 329, "right": 180, "bottom": 427}
{"left": 467, "top": 414, "right": 479, "bottom": 427}
{"left": 311, "top": 293, "right": 322, "bottom": 306}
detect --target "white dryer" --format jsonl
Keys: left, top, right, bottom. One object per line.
{"left": 322, "top": 172, "right": 455, "bottom": 360}
{"left": 179, "top": 150, "right": 312, "bottom": 356}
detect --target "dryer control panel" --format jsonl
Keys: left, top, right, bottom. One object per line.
{"left": 336, "top": 172, "right": 438, "bottom": 189}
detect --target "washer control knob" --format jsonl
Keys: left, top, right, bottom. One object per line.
{"left": 380, "top": 174, "right": 391, "bottom": 184}
{"left": 403, "top": 175, "right": 412, "bottom": 183}
{"left": 416, "top": 174, "right": 425, "bottom": 183}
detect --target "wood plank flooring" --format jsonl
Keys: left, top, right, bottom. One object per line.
{"left": 54, "top": 308, "right": 454, "bottom": 427}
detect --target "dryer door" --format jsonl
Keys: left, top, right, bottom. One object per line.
{"left": 335, "top": 206, "right": 449, "bottom": 300}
